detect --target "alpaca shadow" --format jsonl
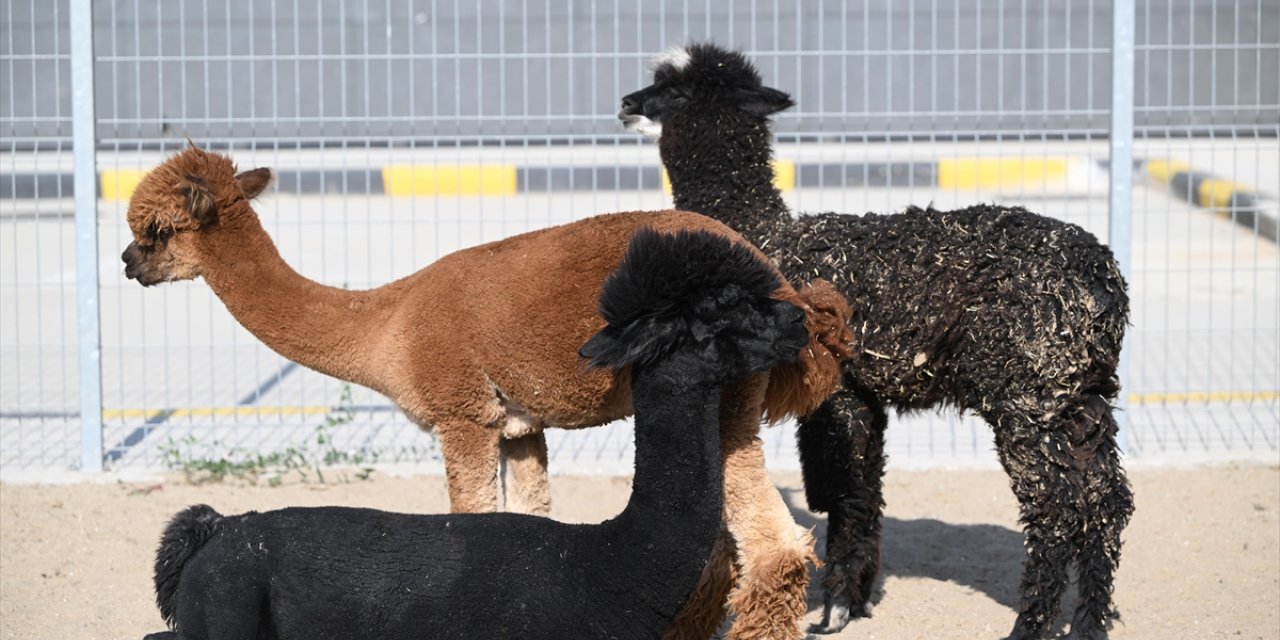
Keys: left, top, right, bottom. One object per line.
{"left": 778, "top": 486, "right": 1078, "bottom": 635}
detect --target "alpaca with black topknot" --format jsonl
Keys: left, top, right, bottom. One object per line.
{"left": 621, "top": 43, "right": 1134, "bottom": 640}
{"left": 140, "top": 228, "right": 812, "bottom": 640}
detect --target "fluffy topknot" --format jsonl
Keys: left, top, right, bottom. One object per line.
{"left": 580, "top": 227, "right": 790, "bottom": 372}
{"left": 653, "top": 44, "right": 765, "bottom": 90}
{"left": 641, "top": 42, "right": 795, "bottom": 118}
{"left": 125, "top": 145, "right": 241, "bottom": 237}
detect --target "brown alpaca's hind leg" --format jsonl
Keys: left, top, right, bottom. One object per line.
{"left": 436, "top": 421, "right": 502, "bottom": 513}
{"left": 665, "top": 527, "right": 738, "bottom": 640}
{"left": 721, "top": 375, "right": 816, "bottom": 640}
{"left": 499, "top": 432, "right": 551, "bottom": 515}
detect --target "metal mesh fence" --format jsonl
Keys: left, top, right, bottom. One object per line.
{"left": 2, "top": 0, "right": 79, "bottom": 471}
{"left": 2, "top": 0, "right": 1277, "bottom": 476}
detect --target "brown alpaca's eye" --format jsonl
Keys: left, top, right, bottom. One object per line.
{"left": 144, "top": 222, "right": 172, "bottom": 245}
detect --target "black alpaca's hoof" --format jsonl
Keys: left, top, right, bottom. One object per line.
{"left": 806, "top": 616, "right": 848, "bottom": 635}
{"left": 1068, "top": 627, "right": 1109, "bottom": 640}
{"left": 142, "top": 633, "right": 178, "bottom": 640}
{"left": 1002, "top": 621, "right": 1047, "bottom": 640}
{"left": 1067, "top": 613, "right": 1115, "bottom": 639}
{"left": 806, "top": 594, "right": 867, "bottom": 635}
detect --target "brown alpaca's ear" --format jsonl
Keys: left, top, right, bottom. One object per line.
{"left": 235, "top": 168, "right": 273, "bottom": 200}
{"left": 762, "top": 279, "right": 855, "bottom": 421}
{"left": 180, "top": 175, "right": 217, "bottom": 227}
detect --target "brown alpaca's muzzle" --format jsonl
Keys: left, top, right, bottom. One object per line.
{"left": 121, "top": 241, "right": 165, "bottom": 286}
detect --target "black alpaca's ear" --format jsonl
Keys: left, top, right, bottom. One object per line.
{"left": 579, "top": 318, "right": 682, "bottom": 369}
{"left": 735, "top": 86, "right": 794, "bottom": 117}
{"left": 180, "top": 175, "right": 216, "bottom": 226}
{"left": 579, "top": 326, "right": 627, "bottom": 368}
{"left": 235, "top": 167, "right": 274, "bottom": 200}
{"left": 739, "top": 299, "right": 808, "bottom": 371}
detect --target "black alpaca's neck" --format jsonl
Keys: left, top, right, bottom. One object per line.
{"left": 603, "top": 362, "right": 723, "bottom": 615}
{"left": 659, "top": 107, "right": 792, "bottom": 246}
{"left": 620, "top": 369, "right": 722, "bottom": 525}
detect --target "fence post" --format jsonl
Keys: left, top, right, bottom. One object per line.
{"left": 1108, "top": 0, "right": 1135, "bottom": 454}
{"left": 71, "top": 0, "right": 103, "bottom": 472}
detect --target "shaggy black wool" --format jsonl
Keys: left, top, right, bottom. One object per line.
{"left": 143, "top": 228, "right": 810, "bottom": 640}
{"left": 621, "top": 43, "right": 1135, "bottom": 640}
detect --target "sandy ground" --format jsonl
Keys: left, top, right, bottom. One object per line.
{"left": 1, "top": 464, "right": 1277, "bottom": 640}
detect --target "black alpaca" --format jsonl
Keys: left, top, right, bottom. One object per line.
{"left": 621, "top": 43, "right": 1134, "bottom": 640}
{"left": 141, "top": 228, "right": 811, "bottom": 640}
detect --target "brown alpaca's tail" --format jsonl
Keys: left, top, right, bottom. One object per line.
{"left": 763, "top": 279, "right": 855, "bottom": 421}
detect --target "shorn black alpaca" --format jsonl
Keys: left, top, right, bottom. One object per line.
{"left": 140, "top": 228, "right": 810, "bottom": 640}
{"left": 621, "top": 44, "right": 1134, "bottom": 640}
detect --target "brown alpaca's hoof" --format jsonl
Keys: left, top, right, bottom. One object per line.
{"left": 724, "top": 541, "right": 816, "bottom": 640}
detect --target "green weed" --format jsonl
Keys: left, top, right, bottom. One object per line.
{"left": 158, "top": 383, "right": 378, "bottom": 486}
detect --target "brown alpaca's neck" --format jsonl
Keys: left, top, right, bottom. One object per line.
{"left": 197, "top": 204, "right": 398, "bottom": 392}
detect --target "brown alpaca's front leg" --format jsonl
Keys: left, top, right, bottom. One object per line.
{"left": 719, "top": 375, "right": 816, "bottom": 640}
{"left": 436, "top": 421, "right": 502, "bottom": 513}
{"left": 499, "top": 432, "right": 551, "bottom": 515}
{"left": 664, "top": 527, "right": 738, "bottom": 640}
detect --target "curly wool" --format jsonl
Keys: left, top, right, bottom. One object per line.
{"left": 660, "top": 98, "right": 1128, "bottom": 425}
{"left": 768, "top": 205, "right": 1128, "bottom": 414}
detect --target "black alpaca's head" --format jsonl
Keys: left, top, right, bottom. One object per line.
{"left": 581, "top": 228, "right": 808, "bottom": 385}
{"left": 619, "top": 43, "right": 795, "bottom": 139}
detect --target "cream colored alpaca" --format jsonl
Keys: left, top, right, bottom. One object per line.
{"left": 122, "top": 145, "right": 854, "bottom": 639}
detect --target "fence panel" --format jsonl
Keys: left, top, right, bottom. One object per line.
{"left": 1, "top": 0, "right": 1276, "bottom": 476}
{"left": 1126, "top": 0, "right": 1279, "bottom": 459}
{"left": 1, "top": 0, "right": 81, "bottom": 472}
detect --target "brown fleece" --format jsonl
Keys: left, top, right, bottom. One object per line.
{"left": 725, "top": 544, "right": 817, "bottom": 640}
{"left": 123, "top": 145, "right": 843, "bottom": 629}
{"left": 664, "top": 529, "right": 738, "bottom": 640}
{"left": 765, "top": 279, "right": 855, "bottom": 421}
{"left": 666, "top": 373, "right": 820, "bottom": 640}
{"left": 499, "top": 433, "right": 551, "bottom": 514}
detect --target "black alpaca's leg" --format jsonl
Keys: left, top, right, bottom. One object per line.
{"left": 1067, "top": 395, "right": 1134, "bottom": 640}
{"left": 798, "top": 386, "right": 888, "bottom": 635}
{"left": 990, "top": 411, "right": 1085, "bottom": 640}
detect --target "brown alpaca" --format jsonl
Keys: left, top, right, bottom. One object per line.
{"left": 121, "top": 144, "right": 854, "bottom": 640}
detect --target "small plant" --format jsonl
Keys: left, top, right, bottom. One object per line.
{"left": 158, "top": 383, "right": 378, "bottom": 486}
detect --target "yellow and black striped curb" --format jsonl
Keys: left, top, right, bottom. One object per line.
{"left": 1143, "top": 159, "right": 1277, "bottom": 242}
{"left": 2, "top": 156, "right": 1078, "bottom": 201}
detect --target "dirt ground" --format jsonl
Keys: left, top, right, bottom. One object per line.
{"left": 1, "top": 464, "right": 1277, "bottom": 640}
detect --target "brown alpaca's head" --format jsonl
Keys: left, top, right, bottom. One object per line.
{"left": 121, "top": 143, "right": 273, "bottom": 286}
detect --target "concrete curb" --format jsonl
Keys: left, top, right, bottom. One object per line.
{"left": 1142, "top": 159, "right": 1278, "bottom": 243}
